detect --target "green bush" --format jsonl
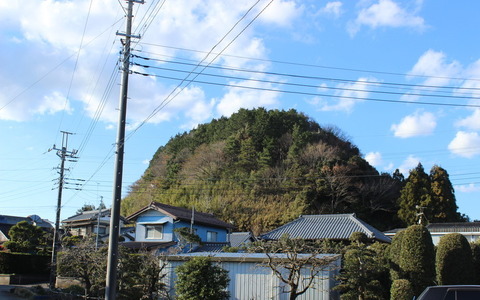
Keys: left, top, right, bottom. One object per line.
{"left": 399, "top": 225, "right": 435, "bottom": 296}
{"left": 0, "top": 252, "right": 50, "bottom": 274}
{"left": 436, "top": 233, "right": 474, "bottom": 285}
{"left": 471, "top": 242, "right": 480, "bottom": 284}
{"left": 175, "top": 256, "right": 230, "bottom": 300}
{"left": 389, "top": 230, "right": 405, "bottom": 281}
{"left": 390, "top": 279, "right": 414, "bottom": 300}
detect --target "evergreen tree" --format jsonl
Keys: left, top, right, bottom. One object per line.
{"left": 175, "top": 256, "right": 230, "bottom": 300}
{"left": 3, "top": 221, "right": 48, "bottom": 253}
{"left": 390, "top": 279, "right": 414, "bottom": 300}
{"left": 335, "top": 243, "right": 384, "bottom": 299}
{"left": 397, "top": 163, "right": 432, "bottom": 226}
{"left": 429, "top": 165, "right": 460, "bottom": 222}
{"left": 399, "top": 225, "right": 435, "bottom": 296}
{"left": 436, "top": 233, "right": 474, "bottom": 285}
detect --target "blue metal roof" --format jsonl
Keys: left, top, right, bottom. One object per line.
{"left": 260, "top": 214, "right": 391, "bottom": 243}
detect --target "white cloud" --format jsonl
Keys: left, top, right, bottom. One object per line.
{"left": 399, "top": 155, "right": 421, "bottom": 175}
{"left": 391, "top": 110, "right": 437, "bottom": 138}
{"left": 456, "top": 109, "right": 480, "bottom": 131}
{"left": 349, "top": 0, "right": 425, "bottom": 35}
{"left": 408, "top": 49, "right": 461, "bottom": 87}
{"left": 36, "top": 91, "right": 73, "bottom": 115}
{"left": 448, "top": 131, "right": 480, "bottom": 158}
{"left": 259, "top": 0, "right": 303, "bottom": 27}
{"left": 321, "top": 2, "right": 343, "bottom": 18}
{"left": 0, "top": 0, "right": 285, "bottom": 128}
{"left": 215, "top": 78, "right": 281, "bottom": 117}
{"left": 365, "top": 151, "right": 383, "bottom": 167}
{"left": 317, "top": 77, "right": 376, "bottom": 112}
{"left": 455, "top": 183, "right": 480, "bottom": 193}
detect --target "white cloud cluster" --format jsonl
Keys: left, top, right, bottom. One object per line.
{"left": 315, "top": 77, "right": 376, "bottom": 112}
{"left": 391, "top": 110, "right": 436, "bottom": 138}
{"left": 398, "top": 154, "right": 420, "bottom": 175}
{"left": 0, "top": 0, "right": 301, "bottom": 129}
{"left": 349, "top": 0, "right": 425, "bottom": 35}
{"left": 448, "top": 131, "right": 480, "bottom": 158}
{"left": 321, "top": 1, "right": 344, "bottom": 18}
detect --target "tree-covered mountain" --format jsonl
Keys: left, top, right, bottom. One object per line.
{"left": 122, "top": 108, "right": 459, "bottom": 234}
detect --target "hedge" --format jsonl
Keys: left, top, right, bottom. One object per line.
{"left": 0, "top": 252, "right": 50, "bottom": 275}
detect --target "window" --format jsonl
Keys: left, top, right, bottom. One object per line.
{"left": 207, "top": 231, "right": 218, "bottom": 242}
{"left": 145, "top": 225, "right": 163, "bottom": 239}
{"left": 94, "top": 226, "right": 106, "bottom": 235}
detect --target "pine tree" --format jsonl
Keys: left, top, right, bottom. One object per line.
{"left": 397, "top": 163, "right": 432, "bottom": 226}
{"left": 429, "top": 165, "right": 460, "bottom": 222}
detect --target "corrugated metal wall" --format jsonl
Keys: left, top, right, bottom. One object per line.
{"left": 161, "top": 256, "right": 340, "bottom": 300}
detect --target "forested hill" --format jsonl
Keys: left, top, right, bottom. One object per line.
{"left": 121, "top": 108, "right": 404, "bottom": 233}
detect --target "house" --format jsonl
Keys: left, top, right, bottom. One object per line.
{"left": 260, "top": 214, "right": 391, "bottom": 243}
{"left": 123, "top": 202, "right": 235, "bottom": 252}
{"left": 61, "top": 209, "right": 130, "bottom": 242}
{"left": 427, "top": 222, "right": 480, "bottom": 245}
{"left": 385, "top": 222, "right": 480, "bottom": 245}
{"left": 162, "top": 252, "right": 341, "bottom": 300}
{"left": 0, "top": 214, "right": 53, "bottom": 243}
{"left": 228, "top": 231, "right": 256, "bottom": 248}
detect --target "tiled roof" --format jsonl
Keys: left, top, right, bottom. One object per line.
{"left": 427, "top": 222, "right": 480, "bottom": 233}
{"left": 260, "top": 214, "right": 391, "bottom": 243}
{"left": 194, "top": 242, "right": 229, "bottom": 252}
{"left": 62, "top": 209, "right": 112, "bottom": 223}
{"left": 121, "top": 241, "right": 177, "bottom": 251}
{"left": 229, "top": 232, "right": 256, "bottom": 247}
{"left": 127, "top": 202, "right": 235, "bottom": 229}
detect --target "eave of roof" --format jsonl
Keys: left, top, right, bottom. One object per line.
{"left": 127, "top": 202, "right": 235, "bottom": 229}
{"left": 260, "top": 214, "right": 390, "bottom": 243}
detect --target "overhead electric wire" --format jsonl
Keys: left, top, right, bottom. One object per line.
{"left": 136, "top": 43, "right": 480, "bottom": 84}
{"left": 132, "top": 52, "right": 480, "bottom": 94}
{"left": 131, "top": 60, "right": 480, "bottom": 101}
{"left": 132, "top": 69, "right": 480, "bottom": 108}
{"left": 55, "top": 0, "right": 96, "bottom": 143}
{"left": 127, "top": 0, "right": 271, "bottom": 139}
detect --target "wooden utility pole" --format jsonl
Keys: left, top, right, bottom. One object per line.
{"left": 50, "top": 131, "right": 77, "bottom": 289}
{"left": 105, "top": 1, "right": 142, "bottom": 299}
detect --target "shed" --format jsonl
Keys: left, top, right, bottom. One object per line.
{"left": 162, "top": 252, "right": 341, "bottom": 300}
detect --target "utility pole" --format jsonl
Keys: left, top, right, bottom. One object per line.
{"left": 50, "top": 131, "right": 77, "bottom": 289}
{"left": 105, "top": 1, "right": 142, "bottom": 299}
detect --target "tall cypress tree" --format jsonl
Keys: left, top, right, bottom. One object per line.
{"left": 397, "top": 163, "right": 432, "bottom": 226}
{"left": 429, "top": 165, "right": 460, "bottom": 222}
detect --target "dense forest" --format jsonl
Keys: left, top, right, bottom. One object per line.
{"left": 122, "top": 108, "right": 463, "bottom": 234}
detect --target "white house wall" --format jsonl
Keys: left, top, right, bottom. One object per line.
{"left": 161, "top": 254, "right": 340, "bottom": 300}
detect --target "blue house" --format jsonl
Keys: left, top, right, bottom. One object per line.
{"left": 123, "top": 202, "right": 235, "bottom": 252}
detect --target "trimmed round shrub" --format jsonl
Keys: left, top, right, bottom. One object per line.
{"left": 390, "top": 279, "right": 414, "bottom": 300}
{"left": 399, "top": 225, "right": 435, "bottom": 296}
{"left": 436, "top": 233, "right": 474, "bottom": 285}
{"left": 471, "top": 242, "right": 480, "bottom": 284}
{"left": 389, "top": 230, "right": 405, "bottom": 281}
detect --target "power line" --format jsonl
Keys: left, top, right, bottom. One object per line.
{"left": 132, "top": 70, "right": 480, "bottom": 108}
{"left": 131, "top": 60, "right": 480, "bottom": 101}
{"left": 135, "top": 42, "right": 480, "bottom": 84}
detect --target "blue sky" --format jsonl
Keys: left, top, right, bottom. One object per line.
{"left": 1, "top": 0, "right": 480, "bottom": 225}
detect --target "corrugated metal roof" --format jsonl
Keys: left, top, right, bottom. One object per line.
{"left": 260, "top": 214, "right": 391, "bottom": 243}
{"left": 427, "top": 222, "right": 480, "bottom": 233}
